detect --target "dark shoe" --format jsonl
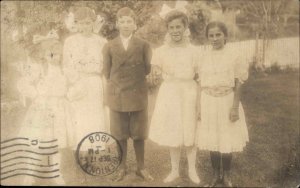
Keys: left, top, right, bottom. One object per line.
{"left": 136, "top": 169, "right": 154, "bottom": 181}
{"left": 112, "top": 168, "right": 126, "bottom": 182}
{"left": 209, "top": 170, "right": 222, "bottom": 187}
{"left": 222, "top": 171, "right": 233, "bottom": 187}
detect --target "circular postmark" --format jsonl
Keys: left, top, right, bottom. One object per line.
{"left": 76, "top": 132, "right": 122, "bottom": 176}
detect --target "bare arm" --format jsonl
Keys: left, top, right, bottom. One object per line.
{"left": 233, "top": 78, "right": 242, "bottom": 108}
{"left": 196, "top": 77, "right": 201, "bottom": 120}
{"left": 230, "top": 78, "right": 242, "bottom": 122}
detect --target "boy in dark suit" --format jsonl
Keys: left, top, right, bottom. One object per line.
{"left": 102, "top": 7, "right": 153, "bottom": 181}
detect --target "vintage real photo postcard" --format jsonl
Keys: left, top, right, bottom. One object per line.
{"left": 1, "top": 0, "right": 299, "bottom": 187}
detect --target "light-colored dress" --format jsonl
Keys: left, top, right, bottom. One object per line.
{"left": 63, "top": 33, "right": 109, "bottom": 146}
{"left": 196, "top": 46, "right": 249, "bottom": 153}
{"left": 149, "top": 43, "right": 198, "bottom": 147}
{"left": 17, "top": 63, "right": 75, "bottom": 148}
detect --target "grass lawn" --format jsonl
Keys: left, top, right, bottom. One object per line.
{"left": 1, "top": 71, "right": 299, "bottom": 187}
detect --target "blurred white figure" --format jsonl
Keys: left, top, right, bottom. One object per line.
{"left": 64, "top": 12, "right": 78, "bottom": 33}
{"left": 65, "top": 11, "right": 104, "bottom": 34}
{"left": 17, "top": 35, "right": 75, "bottom": 186}
{"left": 159, "top": 0, "right": 188, "bottom": 19}
{"left": 63, "top": 7, "right": 108, "bottom": 150}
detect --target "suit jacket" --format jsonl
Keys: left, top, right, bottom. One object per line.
{"left": 102, "top": 36, "right": 152, "bottom": 112}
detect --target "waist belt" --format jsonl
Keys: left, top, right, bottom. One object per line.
{"left": 202, "top": 87, "right": 233, "bottom": 97}
{"left": 164, "top": 77, "right": 195, "bottom": 82}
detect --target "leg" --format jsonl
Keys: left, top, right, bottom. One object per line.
{"left": 119, "top": 139, "right": 128, "bottom": 170}
{"left": 53, "top": 150, "right": 65, "bottom": 185}
{"left": 209, "top": 151, "right": 222, "bottom": 187}
{"left": 112, "top": 139, "right": 127, "bottom": 182}
{"left": 186, "top": 147, "right": 200, "bottom": 184}
{"left": 134, "top": 139, "right": 154, "bottom": 181}
{"left": 130, "top": 110, "right": 153, "bottom": 181}
{"left": 110, "top": 110, "right": 130, "bottom": 182}
{"left": 164, "top": 147, "right": 181, "bottom": 183}
{"left": 133, "top": 139, "right": 145, "bottom": 171}
{"left": 222, "top": 153, "right": 233, "bottom": 187}
{"left": 22, "top": 158, "right": 36, "bottom": 185}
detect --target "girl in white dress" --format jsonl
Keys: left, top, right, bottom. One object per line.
{"left": 196, "top": 21, "right": 249, "bottom": 187}
{"left": 149, "top": 10, "right": 200, "bottom": 184}
{"left": 63, "top": 7, "right": 108, "bottom": 149}
{"left": 17, "top": 38, "right": 75, "bottom": 185}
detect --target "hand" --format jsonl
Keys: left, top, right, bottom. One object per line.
{"left": 148, "top": 65, "right": 162, "bottom": 86}
{"left": 229, "top": 107, "right": 239, "bottom": 122}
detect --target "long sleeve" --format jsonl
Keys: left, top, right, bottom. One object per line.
{"left": 102, "top": 42, "right": 112, "bottom": 80}
{"left": 144, "top": 42, "right": 152, "bottom": 75}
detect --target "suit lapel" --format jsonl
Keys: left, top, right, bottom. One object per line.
{"left": 115, "top": 36, "right": 126, "bottom": 55}
{"left": 126, "top": 37, "right": 138, "bottom": 59}
{"left": 112, "top": 36, "right": 139, "bottom": 67}
{"left": 112, "top": 37, "right": 126, "bottom": 67}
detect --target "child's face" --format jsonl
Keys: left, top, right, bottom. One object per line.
{"left": 167, "top": 18, "right": 186, "bottom": 43}
{"left": 208, "top": 27, "right": 226, "bottom": 50}
{"left": 45, "top": 49, "right": 61, "bottom": 65}
{"left": 77, "top": 17, "right": 94, "bottom": 34}
{"left": 117, "top": 16, "right": 136, "bottom": 37}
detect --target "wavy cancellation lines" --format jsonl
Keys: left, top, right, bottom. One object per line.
{"left": 1, "top": 137, "right": 60, "bottom": 181}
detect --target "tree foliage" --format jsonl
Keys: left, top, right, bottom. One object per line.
{"left": 1, "top": 0, "right": 298, "bottom": 48}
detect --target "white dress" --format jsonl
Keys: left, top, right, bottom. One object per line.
{"left": 196, "top": 46, "right": 249, "bottom": 153}
{"left": 17, "top": 63, "right": 75, "bottom": 148}
{"left": 63, "top": 33, "right": 109, "bottom": 146}
{"left": 149, "top": 43, "right": 199, "bottom": 147}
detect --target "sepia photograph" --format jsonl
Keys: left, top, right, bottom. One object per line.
{"left": 1, "top": 0, "right": 299, "bottom": 187}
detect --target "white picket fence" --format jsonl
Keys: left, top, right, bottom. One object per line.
{"left": 198, "top": 37, "right": 299, "bottom": 69}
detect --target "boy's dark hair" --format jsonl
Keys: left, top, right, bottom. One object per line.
{"left": 117, "top": 7, "right": 136, "bottom": 21}
{"left": 165, "top": 10, "right": 188, "bottom": 28}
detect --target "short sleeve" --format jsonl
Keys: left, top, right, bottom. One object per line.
{"left": 234, "top": 55, "right": 249, "bottom": 83}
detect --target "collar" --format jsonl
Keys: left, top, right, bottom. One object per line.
{"left": 120, "top": 34, "right": 132, "bottom": 42}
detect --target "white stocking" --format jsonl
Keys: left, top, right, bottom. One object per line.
{"left": 163, "top": 147, "right": 180, "bottom": 183}
{"left": 187, "top": 147, "right": 200, "bottom": 184}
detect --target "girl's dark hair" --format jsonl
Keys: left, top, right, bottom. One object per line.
{"left": 165, "top": 10, "right": 188, "bottom": 28}
{"left": 205, "top": 21, "right": 228, "bottom": 38}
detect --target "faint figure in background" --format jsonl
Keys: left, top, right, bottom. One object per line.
{"left": 17, "top": 35, "right": 75, "bottom": 185}
{"left": 63, "top": 7, "right": 108, "bottom": 150}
